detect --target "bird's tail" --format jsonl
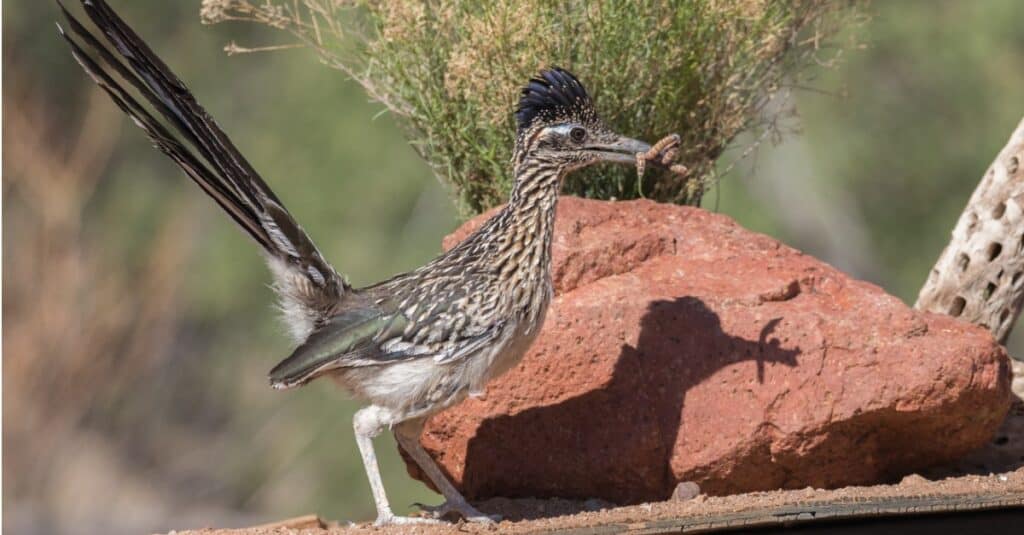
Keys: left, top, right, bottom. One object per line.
{"left": 58, "top": 0, "right": 347, "bottom": 340}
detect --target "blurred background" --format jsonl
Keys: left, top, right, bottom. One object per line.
{"left": 4, "top": 1, "right": 1023, "bottom": 534}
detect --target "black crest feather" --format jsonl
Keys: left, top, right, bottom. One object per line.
{"left": 515, "top": 67, "right": 594, "bottom": 132}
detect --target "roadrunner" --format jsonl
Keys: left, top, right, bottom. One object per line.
{"left": 59, "top": 0, "right": 679, "bottom": 525}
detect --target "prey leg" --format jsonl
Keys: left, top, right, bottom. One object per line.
{"left": 394, "top": 418, "right": 499, "bottom": 524}
{"left": 353, "top": 407, "right": 440, "bottom": 526}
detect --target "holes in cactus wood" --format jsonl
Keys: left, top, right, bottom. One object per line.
{"left": 950, "top": 296, "right": 967, "bottom": 317}
{"left": 988, "top": 242, "right": 1003, "bottom": 261}
{"left": 967, "top": 212, "right": 980, "bottom": 236}
{"left": 1010, "top": 155, "right": 1020, "bottom": 176}
{"left": 993, "top": 201, "right": 1007, "bottom": 219}
{"left": 984, "top": 282, "right": 997, "bottom": 301}
{"left": 1000, "top": 308, "right": 1011, "bottom": 327}
{"left": 957, "top": 252, "right": 970, "bottom": 272}
{"left": 1014, "top": 271, "right": 1023, "bottom": 286}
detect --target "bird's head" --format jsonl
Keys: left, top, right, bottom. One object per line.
{"left": 512, "top": 67, "right": 651, "bottom": 173}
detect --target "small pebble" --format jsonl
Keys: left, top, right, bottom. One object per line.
{"left": 899, "top": 473, "right": 928, "bottom": 486}
{"left": 672, "top": 481, "right": 701, "bottom": 501}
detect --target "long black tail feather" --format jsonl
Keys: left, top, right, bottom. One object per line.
{"left": 58, "top": 0, "right": 345, "bottom": 304}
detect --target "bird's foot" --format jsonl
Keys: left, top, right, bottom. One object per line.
{"left": 374, "top": 512, "right": 442, "bottom": 526}
{"left": 413, "top": 500, "right": 500, "bottom": 524}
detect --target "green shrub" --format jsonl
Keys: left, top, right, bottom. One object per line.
{"left": 202, "top": 0, "right": 858, "bottom": 216}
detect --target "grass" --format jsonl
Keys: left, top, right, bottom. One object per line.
{"left": 201, "top": 0, "right": 860, "bottom": 215}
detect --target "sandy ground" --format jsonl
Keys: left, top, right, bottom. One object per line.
{"left": 170, "top": 467, "right": 1024, "bottom": 535}
{"left": 170, "top": 361, "right": 1024, "bottom": 535}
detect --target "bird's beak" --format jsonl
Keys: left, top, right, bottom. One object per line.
{"left": 586, "top": 136, "right": 652, "bottom": 165}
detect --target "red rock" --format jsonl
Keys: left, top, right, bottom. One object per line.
{"left": 402, "top": 197, "right": 1012, "bottom": 503}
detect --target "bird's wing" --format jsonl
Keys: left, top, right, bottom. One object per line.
{"left": 268, "top": 275, "right": 509, "bottom": 388}
{"left": 57, "top": 0, "right": 346, "bottom": 341}
{"left": 267, "top": 306, "right": 404, "bottom": 388}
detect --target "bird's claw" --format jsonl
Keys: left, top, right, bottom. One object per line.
{"left": 413, "top": 501, "right": 500, "bottom": 524}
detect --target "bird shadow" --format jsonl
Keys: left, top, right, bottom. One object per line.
{"left": 462, "top": 296, "right": 800, "bottom": 520}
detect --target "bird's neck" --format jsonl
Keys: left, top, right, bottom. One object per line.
{"left": 489, "top": 158, "right": 565, "bottom": 278}
{"left": 508, "top": 157, "right": 565, "bottom": 211}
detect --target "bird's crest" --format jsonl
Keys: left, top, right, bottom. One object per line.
{"left": 515, "top": 68, "right": 596, "bottom": 132}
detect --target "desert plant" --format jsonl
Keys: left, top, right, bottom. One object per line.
{"left": 201, "top": 0, "right": 858, "bottom": 215}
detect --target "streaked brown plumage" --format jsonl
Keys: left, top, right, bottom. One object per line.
{"left": 59, "top": 0, "right": 677, "bottom": 525}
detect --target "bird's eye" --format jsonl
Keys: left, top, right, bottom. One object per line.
{"left": 569, "top": 127, "right": 587, "bottom": 143}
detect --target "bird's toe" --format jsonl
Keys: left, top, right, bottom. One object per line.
{"left": 413, "top": 500, "right": 499, "bottom": 523}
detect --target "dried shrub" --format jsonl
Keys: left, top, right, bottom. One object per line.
{"left": 202, "top": 0, "right": 859, "bottom": 215}
{"left": 3, "top": 83, "right": 198, "bottom": 499}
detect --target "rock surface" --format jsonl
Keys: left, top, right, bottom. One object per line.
{"left": 403, "top": 197, "right": 1012, "bottom": 504}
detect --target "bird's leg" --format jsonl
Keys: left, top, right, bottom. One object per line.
{"left": 353, "top": 407, "right": 440, "bottom": 526}
{"left": 394, "top": 418, "right": 499, "bottom": 524}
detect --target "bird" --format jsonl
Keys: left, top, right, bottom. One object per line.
{"left": 58, "top": 0, "right": 671, "bottom": 525}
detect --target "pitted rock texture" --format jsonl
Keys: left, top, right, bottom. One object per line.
{"left": 402, "top": 197, "right": 1012, "bottom": 504}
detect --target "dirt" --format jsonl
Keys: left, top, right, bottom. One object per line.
{"left": 170, "top": 465, "right": 1024, "bottom": 535}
